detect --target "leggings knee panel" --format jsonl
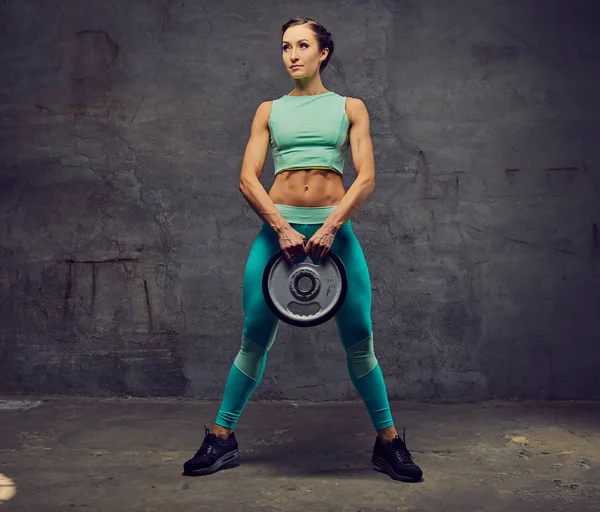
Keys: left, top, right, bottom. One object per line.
{"left": 345, "top": 334, "right": 378, "bottom": 379}
{"left": 233, "top": 335, "right": 269, "bottom": 381}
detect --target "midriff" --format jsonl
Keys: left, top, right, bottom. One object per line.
{"left": 268, "top": 168, "right": 346, "bottom": 207}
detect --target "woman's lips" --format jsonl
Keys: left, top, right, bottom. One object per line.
{"left": 291, "top": 66, "right": 302, "bottom": 69}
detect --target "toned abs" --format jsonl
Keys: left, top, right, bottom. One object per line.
{"left": 268, "top": 169, "right": 346, "bottom": 207}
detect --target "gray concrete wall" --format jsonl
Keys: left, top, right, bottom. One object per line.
{"left": 1, "top": 0, "right": 599, "bottom": 401}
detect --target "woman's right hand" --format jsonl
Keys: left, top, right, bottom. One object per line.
{"left": 278, "top": 225, "right": 306, "bottom": 263}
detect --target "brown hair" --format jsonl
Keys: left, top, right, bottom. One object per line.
{"left": 281, "top": 17, "right": 335, "bottom": 73}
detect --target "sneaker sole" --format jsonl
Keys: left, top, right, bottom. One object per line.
{"left": 371, "top": 454, "right": 421, "bottom": 482}
{"left": 184, "top": 449, "right": 240, "bottom": 476}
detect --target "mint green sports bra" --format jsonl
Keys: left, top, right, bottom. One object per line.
{"left": 268, "top": 91, "right": 350, "bottom": 176}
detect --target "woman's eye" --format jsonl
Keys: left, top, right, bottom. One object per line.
{"left": 282, "top": 43, "right": 308, "bottom": 50}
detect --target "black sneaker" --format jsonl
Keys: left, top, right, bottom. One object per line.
{"left": 183, "top": 425, "right": 240, "bottom": 476}
{"left": 371, "top": 428, "right": 423, "bottom": 482}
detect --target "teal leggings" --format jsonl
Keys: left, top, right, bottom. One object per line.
{"left": 215, "top": 204, "right": 394, "bottom": 431}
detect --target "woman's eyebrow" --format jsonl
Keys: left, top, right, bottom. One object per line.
{"left": 282, "top": 39, "right": 309, "bottom": 44}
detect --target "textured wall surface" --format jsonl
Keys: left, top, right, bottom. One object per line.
{"left": 1, "top": 0, "right": 599, "bottom": 401}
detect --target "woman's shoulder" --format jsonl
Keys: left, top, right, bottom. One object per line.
{"left": 344, "top": 96, "right": 365, "bottom": 125}
{"left": 344, "top": 95, "right": 364, "bottom": 107}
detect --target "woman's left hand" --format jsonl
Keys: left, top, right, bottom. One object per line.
{"left": 304, "top": 224, "right": 337, "bottom": 261}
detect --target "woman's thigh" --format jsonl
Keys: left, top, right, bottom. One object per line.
{"left": 242, "top": 224, "right": 282, "bottom": 348}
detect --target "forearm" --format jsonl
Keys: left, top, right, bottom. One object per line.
{"left": 239, "top": 177, "right": 291, "bottom": 234}
{"left": 324, "top": 175, "right": 375, "bottom": 231}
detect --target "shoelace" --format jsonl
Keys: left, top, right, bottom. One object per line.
{"left": 194, "top": 424, "right": 215, "bottom": 457}
{"left": 390, "top": 428, "right": 415, "bottom": 463}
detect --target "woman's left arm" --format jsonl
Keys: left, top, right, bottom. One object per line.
{"left": 305, "top": 99, "right": 376, "bottom": 260}
{"left": 323, "top": 98, "right": 376, "bottom": 231}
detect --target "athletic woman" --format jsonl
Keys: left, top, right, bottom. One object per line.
{"left": 183, "top": 16, "right": 423, "bottom": 483}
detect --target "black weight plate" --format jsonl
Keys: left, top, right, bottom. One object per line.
{"left": 262, "top": 250, "right": 348, "bottom": 327}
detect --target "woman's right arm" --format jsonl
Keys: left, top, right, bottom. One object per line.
{"left": 239, "top": 102, "right": 307, "bottom": 262}
{"left": 239, "top": 101, "right": 290, "bottom": 235}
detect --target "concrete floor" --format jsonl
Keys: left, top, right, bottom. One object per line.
{"left": 0, "top": 396, "right": 599, "bottom": 511}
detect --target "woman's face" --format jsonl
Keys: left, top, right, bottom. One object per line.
{"left": 281, "top": 25, "right": 328, "bottom": 78}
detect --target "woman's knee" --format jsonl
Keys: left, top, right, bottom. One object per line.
{"left": 345, "top": 333, "right": 378, "bottom": 379}
{"left": 233, "top": 335, "right": 269, "bottom": 380}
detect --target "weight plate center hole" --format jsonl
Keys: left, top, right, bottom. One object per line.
{"left": 297, "top": 276, "right": 314, "bottom": 293}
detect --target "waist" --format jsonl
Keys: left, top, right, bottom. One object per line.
{"left": 272, "top": 204, "right": 349, "bottom": 225}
